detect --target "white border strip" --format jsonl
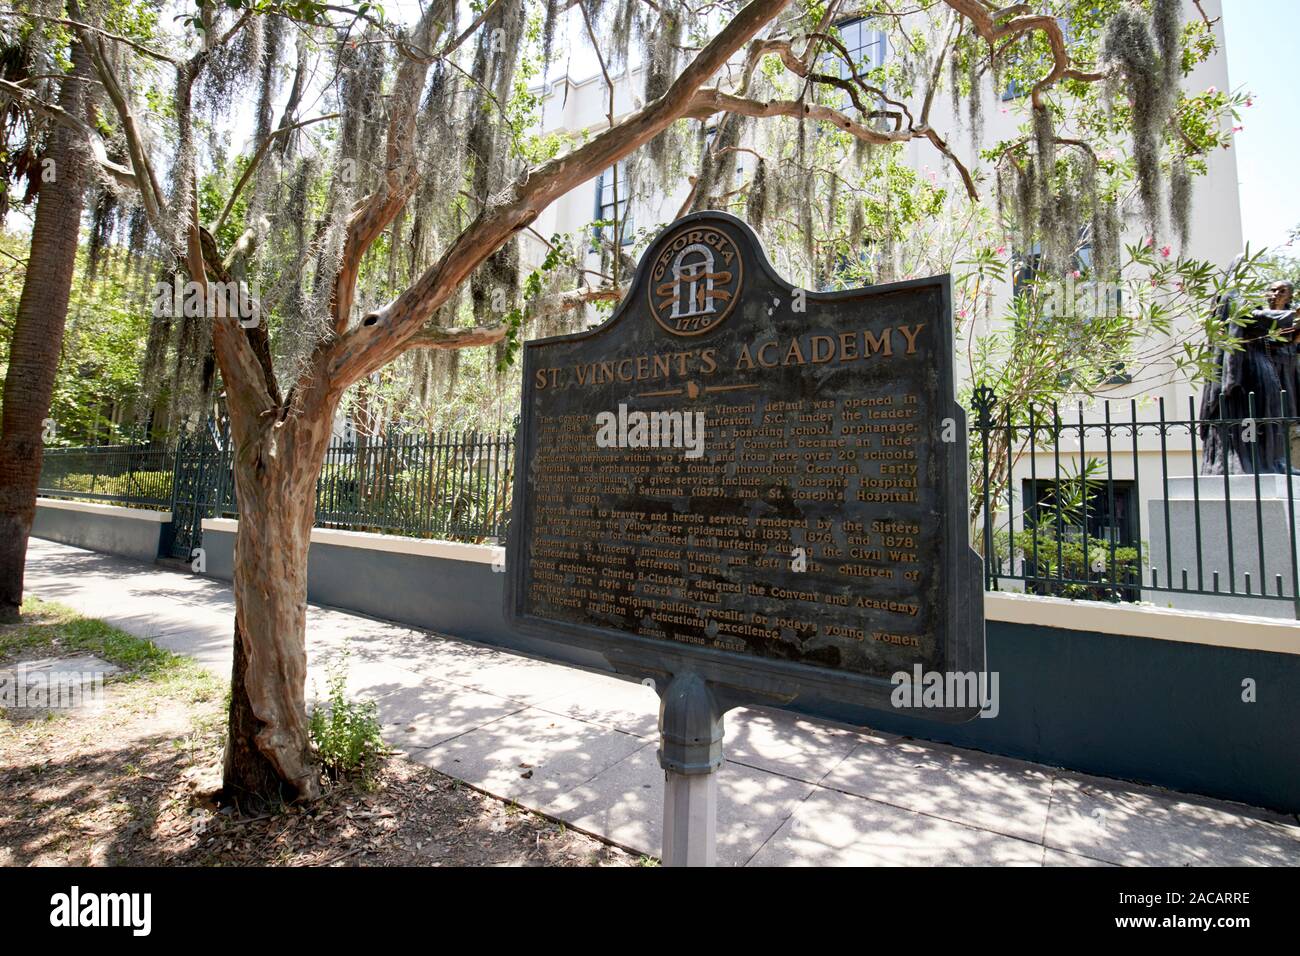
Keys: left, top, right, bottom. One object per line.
{"left": 37, "top": 497, "right": 171, "bottom": 522}
{"left": 201, "top": 517, "right": 502, "bottom": 566}
{"left": 986, "top": 591, "right": 1300, "bottom": 656}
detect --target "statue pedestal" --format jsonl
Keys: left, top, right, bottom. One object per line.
{"left": 1146, "top": 475, "right": 1300, "bottom": 619}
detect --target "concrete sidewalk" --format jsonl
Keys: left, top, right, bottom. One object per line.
{"left": 22, "top": 537, "right": 1300, "bottom": 866}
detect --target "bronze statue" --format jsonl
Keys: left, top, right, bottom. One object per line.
{"left": 1265, "top": 281, "right": 1299, "bottom": 411}
{"left": 1198, "top": 279, "right": 1299, "bottom": 475}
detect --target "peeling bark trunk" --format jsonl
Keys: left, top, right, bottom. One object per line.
{"left": 220, "top": 391, "right": 338, "bottom": 806}
{"left": 0, "top": 39, "right": 92, "bottom": 619}
{"left": 223, "top": 619, "right": 291, "bottom": 810}
{"left": 221, "top": 426, "right": 326, "bottom": 806}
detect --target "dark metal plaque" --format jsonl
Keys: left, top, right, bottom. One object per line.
{"left": 506, "top": 211, "right": 984, "bottom": 720}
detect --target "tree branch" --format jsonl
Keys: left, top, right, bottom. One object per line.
{"left": 407, "top": 285, "right": 627, "bottom": 350}
{"left": 215, "top": 113, "right": 340, "bottom": 236}
{"left": 0, "top": 78, "right": 138, "bottom": 189}
{"left": 941, "top": 0, "right": 1106, "bottom": 107}
{"left": 683, "top": 88, "right": 980, "bottom": 200}
{"left": 75, "top": 30, "right": 168, "bottom": 234}
{"left": 0, "top": 10, "right": 178, "bottom": 64}
{"left": 70, "top": 0, "right": 276, "bottom": 425}
{"left": 330, "top": 2, "right": 450, "bottom": 336}
{"left": 437, "top": 0, "right": 506, "bottom": 60}
{"left": 327, "top": 0, "right": 794, "bottom": 386}
{"left": 406, "top": 323, "right": 510, "bottom": 349}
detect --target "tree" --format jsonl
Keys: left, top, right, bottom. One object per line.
{"left": 4, "top": 0, "right": 1243, "bottom": 805}
{"left": 0, "top": 233, "right": 156, "bottom": 445}
{"left": 0, "top": 19, "right": 93, "bottom": 620}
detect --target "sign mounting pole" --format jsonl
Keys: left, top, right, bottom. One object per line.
{"left": 657, "top": 673, "right": 726, "bottom": 867}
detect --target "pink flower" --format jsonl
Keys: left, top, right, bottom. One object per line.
{"left": 1207, "top": 85, "right": 1217, "bottom": 95}
{"left": 1145, "top": 236, "right": 1155, "bottom": 248}
{"left": 1160, "top": 245, "right": 1171, "bottom": 258}
{"left": 958, "top": 308, "right": 968, "bottom": 318}
{"left": 1071, "top": 269, "right": 1081, "bottom": 279}
{"left": 1246, "top": 97, "right": 1253, "bottom": 107}
{"left": 995, "top": 245, "right": 1006, "bottom": 256}
{"left": 1232, "top": 125, "right": 1243, "bottom": 133}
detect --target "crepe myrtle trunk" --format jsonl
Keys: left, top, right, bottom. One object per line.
{"left": 220, "top": 406, "right": 336, "bottom": 807}
{"left": 212, "top": 0, "right": 799, "bottom": 804}
{"left": 0, "top": 39, "right": 92, "bottom": 620}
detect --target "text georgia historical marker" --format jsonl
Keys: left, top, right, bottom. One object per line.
{"left": 505, "top": 211, "right": 985, "bottom": 864}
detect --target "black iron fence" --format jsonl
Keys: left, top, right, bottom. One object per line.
{"left": 38, "top": 428, "right": 515, "bottom": 548}
{"left": 315, "top": 431, "right": 515, "bottom": 541}
{"left": 972, "top": 387, "right": 1300, "bottom": 618}
{"left": 37, "top": 442, "right": 175, "bottom": 508}
{"left": 37, "top": 395, "right": 1300, "bottom": 618}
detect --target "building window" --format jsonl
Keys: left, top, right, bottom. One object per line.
{"left": 1023, "top": 478, "right": 1138, "bottom": 546}
{"left": 834, "top": 17, "right": 887, "bottom": 79}
{"left": 818, "top": 17, "right": 888, "bottom": 115}
{"left": 594, "top": 162, "right": 633, "bottom": 245}
{"left": 1021, "top": 477, "right": 1140, "bottom": 601}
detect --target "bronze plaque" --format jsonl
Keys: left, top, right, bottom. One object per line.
{"left": 506, "top": 212, "right": 984, "bottom": 718}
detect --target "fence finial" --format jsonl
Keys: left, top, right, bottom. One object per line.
{"left": 972, "top": 386, "right": 997, "bottom": 429}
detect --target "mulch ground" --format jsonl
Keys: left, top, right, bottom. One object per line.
{"left": 0, "top": 610, "right": 643, "bottom": 868}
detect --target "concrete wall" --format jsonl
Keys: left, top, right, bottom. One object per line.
{"left": 33, "top": 498, "right": 170, "bottom": 564}
{"left": 201, "top": 520, "right": 608, "bottom": 670}
{"left": 863, "top": 594, "right": 1300, "bottom": 815}
{"left": 201, "top": 518, "right": 1300, "bottom": 813}
{"left": 1146, "top": 475, "right": 1300, "bottom": 618}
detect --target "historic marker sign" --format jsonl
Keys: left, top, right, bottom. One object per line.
{"left": 506, "top": 211, "right": 984, "bottom": 720}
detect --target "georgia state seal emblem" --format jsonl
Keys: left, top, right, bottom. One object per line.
{"left": 647, "top": 223, "right": 743, "bottom": 336}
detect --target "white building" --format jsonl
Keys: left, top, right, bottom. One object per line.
{"left": 522, "top": 2, "right": 1265, "bottom": 611}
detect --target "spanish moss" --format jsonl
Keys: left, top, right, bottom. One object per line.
{"left": 748, "top": 157, "right": 768, "bottom": 234}
{"left": 1169, "top": 162, "right": 1192, "bottom": 247}
{"left": 1103, "top": 8, "right": 1173, "bottom": 232}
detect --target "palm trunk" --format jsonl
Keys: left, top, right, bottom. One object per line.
{"left": 0, "top": 39, "right": 92, "bottom": 619}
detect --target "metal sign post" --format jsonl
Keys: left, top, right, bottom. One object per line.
{"left": 657, "top": 673, "right": 726, "bottom": 867}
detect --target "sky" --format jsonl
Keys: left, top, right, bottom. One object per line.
{"left": 1221, "top": 0, "right": 1298, "bottom": 253}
